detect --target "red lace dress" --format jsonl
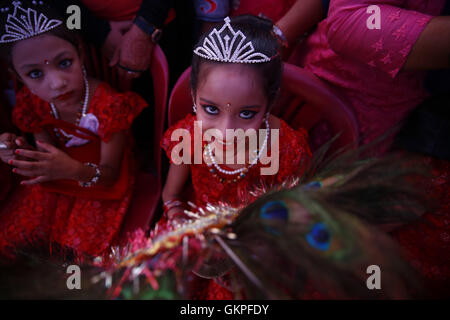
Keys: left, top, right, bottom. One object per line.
{"left": 160, "top": 113, "right": 312, "bottom": 299}
{"left": 0, "top": 83, "right": 147, "bottom": 260}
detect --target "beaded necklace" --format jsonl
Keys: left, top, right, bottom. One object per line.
{"left": 204, "top": 117, "right": 270, "bottom": 183}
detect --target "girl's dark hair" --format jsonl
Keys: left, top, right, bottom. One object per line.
{"left": 191, "top": 15, "right": 282, "bottom": 108}
{"left": 0, "top": 0, "right": 81, "bottom": 69}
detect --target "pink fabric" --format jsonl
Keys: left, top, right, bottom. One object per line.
{"left": 296, "top": 0, "right": 445, "bottom": 154}
{"left": 231, "top": 0, "right": 297, "bottom": 23}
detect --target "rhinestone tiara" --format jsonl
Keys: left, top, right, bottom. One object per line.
{"left": 193, "top": 17, "right": 272, "bottom": 64}
{"left": 0, "top": 1, "right": 63, "bottom": 44}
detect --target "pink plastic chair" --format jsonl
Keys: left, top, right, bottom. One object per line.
{"left": 168, "top": 66, "right": 191, "bottom": 126}
{"left": 274, "top": 63, "right": 359, "bottom": 153}
{"left": 84, "top": 44, "right": 170, "bottom": 239}
{"left": 83, "top": 44, "right": 131, "bottom": 92}
{"left": 168, "top": 63, "right": 359, "bottom": 153}
{"left": 117, "top": 45, "right": 170, "bottom": 239}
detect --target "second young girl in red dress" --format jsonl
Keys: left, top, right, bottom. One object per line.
{"left": 159, "top": 15, "right": 312, "bottom": 299}
{"left": 0, "top": 1, "right": 147, "bottom": 261}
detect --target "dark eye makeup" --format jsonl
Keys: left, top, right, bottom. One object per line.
{"left": 28, "top": 69, "right": 43, "bottom": 79}
{"left": 202, "top": 105, "right": 220, "bottom": 115}
{"left": 59, "top": 58, "right": 73, "bottom": 69}
{"left": 26, "top": 57, "right": 73, "bottom": 80}
{"left": 201, "top": 104, "right": 259, "bottom": 120}
{"left": 239, "top": 110, "right": 257, "bottom": 119}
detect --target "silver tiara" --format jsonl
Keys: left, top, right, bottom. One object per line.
{"left": 193, "top": 17, "right": 272, "bottom": 64}
{"left": 0, "top": 1, "right": 63, "bottom": 44}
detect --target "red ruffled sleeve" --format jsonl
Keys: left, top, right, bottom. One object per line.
{"left": 161, "top": 113, "right": 196, "bottom": 164}
{"left": 12, "top": 86, "right": 49, "bottom": 133}
{"left": 92, "top": 83, "right": 148, "bottom": 142}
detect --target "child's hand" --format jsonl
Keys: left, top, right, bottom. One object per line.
{"left": 9, "top": 141, "right": 81, "bottom": 185}
{"left": 14, "top": 136, "right": 34, "bottom": 151}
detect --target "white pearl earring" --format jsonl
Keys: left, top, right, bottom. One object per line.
{"left": 193, "top": 103, "right": 197, "bottom": 114}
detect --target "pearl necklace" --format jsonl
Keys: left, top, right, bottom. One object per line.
{"left": 49, "top": 72, "right": 89, "bottom": 140}
{"left": 205, "top": 117, "right": 270, "bottom": 178}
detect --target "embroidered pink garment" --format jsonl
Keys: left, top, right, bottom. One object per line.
{"left": 296, "top": 0, "right": 445, "bottom": 153}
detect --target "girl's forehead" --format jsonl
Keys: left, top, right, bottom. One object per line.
{"left": 197, "top": 68, "right": 267, "bottom": 109}
{"left": 199, "top": 64, "right": 262, "bottom": 90}
{"left": 200, "top": 63, "right": 256, "bottom": 79}
{"left": 12, "top": 34, "right": 76, "bottom": 64}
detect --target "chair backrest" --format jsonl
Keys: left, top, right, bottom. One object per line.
{"left": 168, "top": 63, "right": 359, "bottom": 153}
{"left": 168, "top": 66, "right": 192, "bottom": 126}
{"left": 149, "top": 45, "right": 170, "bottom": 185}
{"left": 84, "top": 44, "right": 169, "bottom": 233}
{"left": 83, "top": 44, "right": 131, "bottom": 92}
{"left": 118, "top": 45, "right": 170, "bottom": 235}
{"left": 84, "top": 44, "right": 169, "bottom": 184}
{"left": 274, "top": 63, "right": 359, "bottom": 152}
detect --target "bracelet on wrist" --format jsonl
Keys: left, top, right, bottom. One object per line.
{"left": 168, "top": 211, "right": 188, "bottom": 220}
{"left": 163, "top": 199, "right": 183, "bottom": 213}
{"left": 79, "top": 162, "right": 101, "bottom": 188}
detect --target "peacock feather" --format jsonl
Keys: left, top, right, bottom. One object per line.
{"left": 0, "top": 139, "right": 430, "bottom": 299}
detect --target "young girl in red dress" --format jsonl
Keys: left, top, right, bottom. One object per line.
{"left": 0, "top": 1, "right": 147, "bottom": 260}
{"left": 159, "top": 15, "right": 312, "bottom": 299}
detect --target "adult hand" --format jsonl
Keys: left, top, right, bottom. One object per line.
{"left": 102, "top": 20, "right": 133, "bottom": 61}
{"left": 10, "top": 141, "right": 82, "bottom": 185}
{"left": 110, "top": 23, "right": 154, "bottom": 80}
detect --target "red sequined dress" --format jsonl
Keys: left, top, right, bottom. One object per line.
{"left": 0, "top": 83, "right": 147, "bottom": 260}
